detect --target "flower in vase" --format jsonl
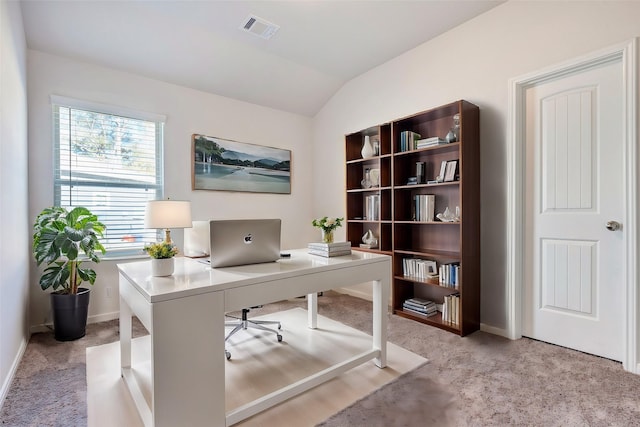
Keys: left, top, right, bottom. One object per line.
{"left": 311, "top": 216, "right": 344, "bottom": 233}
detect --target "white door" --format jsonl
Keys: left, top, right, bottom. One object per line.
{"left": 522, "top": 58, "right": 625, "bottom": 361}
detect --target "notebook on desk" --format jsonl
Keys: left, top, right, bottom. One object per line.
{"left": 209, "top": 219, "right": 281, "bottom": 268}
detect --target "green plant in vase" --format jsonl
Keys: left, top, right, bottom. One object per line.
{"left": 32, "top": 206, "right": 106, "bottom": 340}
{"left": 312, "top": 216, "right": 344, "bottom": 243}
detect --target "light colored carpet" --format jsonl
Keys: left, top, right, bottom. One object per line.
{"left": 5, "top": 291, "right": 640, "bottom": 426}
{"left": 86, "top": 308, "right": 426, "bottom": 427}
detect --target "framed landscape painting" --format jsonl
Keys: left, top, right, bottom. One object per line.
{"left": 192, "top": 134, "right": 291, "bottom": 194}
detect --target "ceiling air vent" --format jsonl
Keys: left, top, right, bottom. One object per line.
{"left": 240, "top": 15, "right": 280, "bottom": 40}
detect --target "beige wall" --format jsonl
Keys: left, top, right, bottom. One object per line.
{"left": 312, "top": 1, "right": 640, "bottom": 333}
{"left": 27, "top": 50, "right": 315, "bottom": 330}
{"left": 0, "top": 0, "right": 29, "bottom": 404}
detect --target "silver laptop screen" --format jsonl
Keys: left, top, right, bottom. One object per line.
{"left": 209, "top": 219, "right": 281, "bottom": 268}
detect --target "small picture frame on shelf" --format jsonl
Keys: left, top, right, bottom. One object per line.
{"left": 444, "top": 160, "right": 458, "bottom": 182}
{"left": 436, "top": 160, "right": 448, "bottom": 182}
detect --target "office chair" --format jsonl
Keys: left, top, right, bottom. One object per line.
{"left": 224, "top": 306, "right": 282, "bottom": 360}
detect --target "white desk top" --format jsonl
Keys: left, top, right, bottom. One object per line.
{"left": 118, "top": 248, "right": 390, "bottom": 303}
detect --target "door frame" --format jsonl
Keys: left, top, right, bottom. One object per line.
{"left": 506, "top": 39, "right": 639, "bottom": 373}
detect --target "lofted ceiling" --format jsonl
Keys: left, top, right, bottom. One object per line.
{"left": 20, "top": 0, "right": 503, "bottom": 117}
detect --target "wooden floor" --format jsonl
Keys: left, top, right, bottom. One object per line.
{"left": 86, "top": 308, "right": 426, "bottom": 426}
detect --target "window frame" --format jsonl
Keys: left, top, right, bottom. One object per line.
{"left": 51, "top": 95, "right": 166, "bottom": 258}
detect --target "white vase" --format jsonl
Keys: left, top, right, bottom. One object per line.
{"left": 361, "top": 135, "right": 375, "bottom": 158}
{"left": 151, "top": 258, "right": 174, "bottom": 276}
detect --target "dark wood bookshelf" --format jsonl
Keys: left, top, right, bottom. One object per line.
{"left": 345, "top": 100, "right": 480, "bottom": 336}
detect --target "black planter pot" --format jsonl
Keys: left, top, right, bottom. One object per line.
{"left": 50, "top": 287, "right": 90, "bottom": 341}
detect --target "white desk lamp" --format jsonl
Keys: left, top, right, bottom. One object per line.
{"left": 144, "top": 200, "right": 192, "bottom": 246}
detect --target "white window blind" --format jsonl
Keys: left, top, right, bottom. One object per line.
{"left": 52, "top": 97, "right": 165, "bottom": 255}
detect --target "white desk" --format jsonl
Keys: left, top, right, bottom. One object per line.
{"left": 118, "top": 249, "right": 391, "bottom": 427}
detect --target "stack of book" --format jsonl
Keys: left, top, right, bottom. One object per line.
{"left": 308, "top": 241, "right": 352, "bottom": 257}
{"left": 400, "top": 131, "right": 422, "bottom": 151}
{"left": 416, "top": 137, "right": 446, "bottom": 148}
{"left": 403, "top": 297, "right": 437, "bottom": 317}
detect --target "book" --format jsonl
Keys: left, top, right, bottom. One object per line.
{"left": 405, "top": 297, "right": 436, "bottom": 307}
{"left": 308, "top": 241, "right": 351, "bottom": 251}
{"left": 400, "top": 130, "right": 422, "bottom": 151}
{"left": 402, "top": 258, "right": 437, "bottom": 280}
{"left": 442, "top": 294, "right": 460, "bottom": 324}
{"left": 403, "top": 302, "right": 437, "bottom": 314}
{"left": 403, "top": 305, "right": 438, "bottom": 317}
{"left": 438, "top": 263, "right": 460, "bottom": 288}
{"left": 413, "top": 194, "right": 435, "bottom": 222}
{"left": 416, "top": 137, "right": 446, "bottom": 148}
{"left": 365, "top": 194, "right": 380, "bottom": 220}
{"left": 308, "top": 249, "right": 352, "bottom": 257}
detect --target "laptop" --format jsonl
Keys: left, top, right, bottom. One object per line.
{"left": 209, "top": 219, "right": 281, "bottom": 268}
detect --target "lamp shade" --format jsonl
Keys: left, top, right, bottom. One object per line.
{"left": 144, "top": 200, "right": 192, "bottom": 229}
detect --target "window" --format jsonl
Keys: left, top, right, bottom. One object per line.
{"left": 52, "top": 96, "right": 165, "bottom": 256}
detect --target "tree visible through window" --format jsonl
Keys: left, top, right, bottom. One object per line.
{"left": 53, "top": 99, "right": 164, "bottom": 255}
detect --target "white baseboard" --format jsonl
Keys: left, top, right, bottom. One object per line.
{"left": 88, "top": 311, "right": 120, "bottom": 324}
{"left": 332, "top": 287, "right": 373, "bottom": 302}
{"left": 480, "top": 323, "right": 510, "bottom": 338}
{"left": 0, "top": 337, "right": 28, "bottom": 410}
{"left": 29, "top": 311, "right": 120, "bottom": 335}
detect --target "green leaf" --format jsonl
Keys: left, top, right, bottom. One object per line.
{"left": 40, "top": 263, "right": 70, "bottom": 291}
{"left": 77, "top": 268, "right": 97, "bottom": 285}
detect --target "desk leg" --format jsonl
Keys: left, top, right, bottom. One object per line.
{"left": 307, "top": 293, "right": 318, "bottom": 329}
{"left": 151, "top": 292, "right": 225, "bottom": 427}
{"left": 373, "top": 279, "right": 388, "bottom": 368}
{"left": 120, "top": 295, "right": 132, "bottom": 372}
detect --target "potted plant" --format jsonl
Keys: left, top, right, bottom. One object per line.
{"left": 143, "top": 241, "right": 178, "bottom": 276}
{"left": 33, "top": 206, "right": 106, "bottom": 341}
{"left": 312, "top": 216, "right": 344, "bottom": 243}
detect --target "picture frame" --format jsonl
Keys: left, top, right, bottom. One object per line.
{"left": 425, "top": 260, "right": 437, "bottom": 275}
{"left": 192, "top": 134, "right": 291, "bottom": 194}
{"left": 444, "top": 160, "right": 458, "bottom": 182}
{"left": 437, "top": 160, "right": 448, "bottom": 182}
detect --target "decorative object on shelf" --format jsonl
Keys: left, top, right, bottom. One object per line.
{"left": 452, "top": 113, "right": 461, "bottom": 141}
{"left": 445, "top": 113, "right": 460, "bottom": 143}
{"left": 372, "top": 137, "right": 380, "bottom": 156}
{"left": 416, "top": 162, "right": 426, "bottom": 184}
{"left": 312, "top": 216, "right": 344, "bottom": 244}
{"left": 444, "top": 160, "right": 458, "bottom": 182}
{"left": 361, "top": 168, "right": 373, "bottom": 188}
{"left": 33, "top": 206, "right": 106, "bottom": 341}
{"left": 144, "top": 199, "right": 192, "bottom": 246}
{"left": 436, "top": 160, "right": 448, "bottom": 183}
{"left": 360, "top": 229, "right": 378, "bottom": 249}
{"left": 192, "top": 134, "right": 291, "bottom": 194}
{"left": 436, "top": 206, "right": 461, "bottom": 222}
{"left": 369, "top": 168, "right": 380, "bottom": 187}
{"left": 361, "top": 135, "right": 375, "bottom": 158}
{"left": 445, "top": 128, "right": 457, "bottom": 143}
{"left": 144, "top": 241, "right": 179, "bottom": 276}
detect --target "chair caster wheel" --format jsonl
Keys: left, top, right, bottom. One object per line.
{"left": 278, "top": 324, "right": 282, "bottom": 330}
{"left": 225, "top": 350, "right": 231, "bottom": 360}
{"left": 277, "top": 334, "right": 283, "bottom": 342}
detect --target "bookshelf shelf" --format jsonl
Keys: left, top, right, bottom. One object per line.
{"left": 345, "top": 100, "right": 480, "bottom": 336}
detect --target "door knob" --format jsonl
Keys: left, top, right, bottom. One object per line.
{"left": 606, "top": 220, "right": 621, "bottom": 231}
